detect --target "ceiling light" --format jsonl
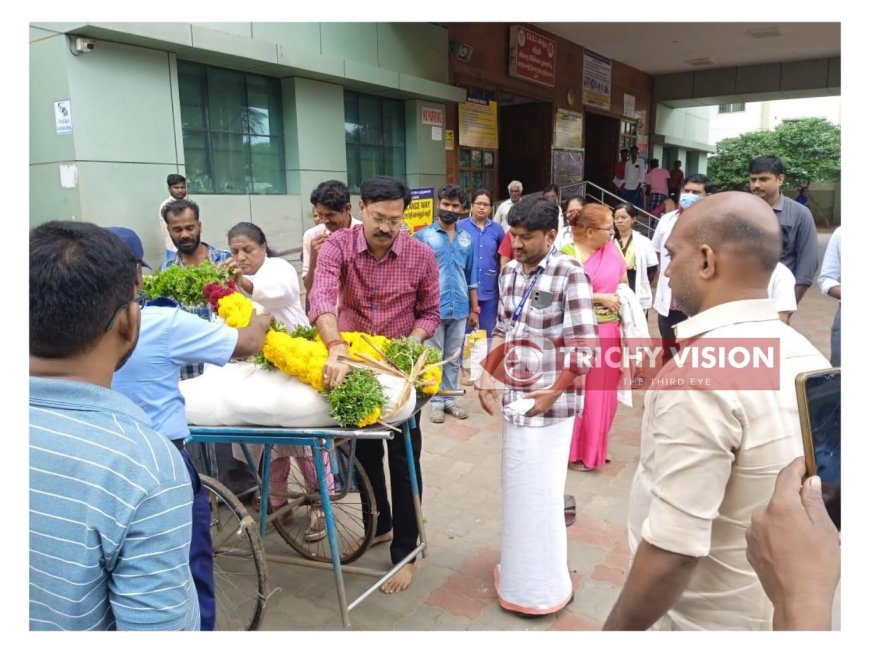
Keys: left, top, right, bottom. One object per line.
{"left": 685, "top": 57, "right": 714, "bottom": 66}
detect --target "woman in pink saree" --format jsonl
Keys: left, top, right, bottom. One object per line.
{"left": 561, "top": 203, "right": 627, "bottom": 471}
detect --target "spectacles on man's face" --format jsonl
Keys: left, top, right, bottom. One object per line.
{"left": 105, "top": 291, "right": 147, "bottom": 332}
{"left": 368, "top": 214, "right": 405, "bottom": 228}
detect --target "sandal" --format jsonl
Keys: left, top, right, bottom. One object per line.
{"left": 304, "top": 507, "right": 327, "bottom": 542}
{"left": 568, "top": 461, "right": 593, "bottom": 472}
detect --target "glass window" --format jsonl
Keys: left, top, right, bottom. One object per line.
{"left": 718, "top": 103, "right": 746, "bottom": 113}
{"left": 344, "top": 91, "right": 406, "bottom": 193}
{"left": 177, "top": 61, "right": 286, "bottom": 195}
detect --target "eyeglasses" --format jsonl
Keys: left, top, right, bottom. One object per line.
{"left": 104, "top": 291, "right": 147, "bottom": 332}
{"left": 472, "top": 202, "right": 491, "bottom": 208}
{"left": 368, "top": 214, "right": 405, "bottom": 228}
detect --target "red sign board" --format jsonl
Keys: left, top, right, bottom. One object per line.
{"left": 508, "top": 26, "right": 556, "bottom": 88}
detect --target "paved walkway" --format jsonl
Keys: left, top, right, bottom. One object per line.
{"left": 259, "top": 240, "right": 839, "bottom": 631}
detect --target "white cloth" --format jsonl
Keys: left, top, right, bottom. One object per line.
{"left": 767, "top": 262, "right": 797, "bottom": 314}
{"left": 818, "top": 226, "right": 842, "bottom": 296}
{"left": 624, "top": 157, "right": 647, "bottom": 191}
{"left": 301, "top": 218, "right": 362, "bottom": 276}
{"left": 628, "top": 299, "right": 831, "bottom": 630}
{"left": 181, "top": 361, "right": 416, "bottom": 427}
{"left": 615, "top": 283, "right": 651, "bottom": 408}
{"left": 651, "top": 209, "right": 681, "bottom": 316}
{"left": 554, "top": 226, "right": 573, "bottom": 252}
{"left": 493, "top": 199, "right": 517, "bottom": 226}
{"left": 629, "top": 229, "right": 657, "bottom": 309}
{"left": 495, "top": 417, "right": 574, "bottom": 615}
{"left": 244, "top": 256, "right": 309, "bottom": 330}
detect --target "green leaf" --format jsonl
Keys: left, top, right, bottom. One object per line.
{"left": 142, "top": 261, "right": 231, "bottom": 306}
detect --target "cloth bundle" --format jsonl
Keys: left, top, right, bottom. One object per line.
{"left": 181, "top": 361, "right": 416, "bottom": 428}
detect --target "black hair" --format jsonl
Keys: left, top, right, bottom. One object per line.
{"left": 470, "top": 188, "right": 492, "bottom": 205}
{"left": 30, "top": 221, "right": 138, "bottom": 359}
{"left": 507, "top": 197, "right": 559, "bottom": 233}
{"left": 620, "top": 149, "right": 629, "bottom": 154}
{"left": 310, "top": 180, "right": 350, "bottom": 211}
{"left": 650, "top": 158, "right": 659, "bottom": 168}
{"left": 227, "top": 222, "right": 278, "bottom": 257}
{"left": 629, "top": 145, "right": 639, "bottom": 152}
{"left": 438, "top": 184, "right": 468, "bottom": 206}
{"left": 360, "top": 176, "right": 412, "bottom": 209}
{"left": 166, "top": 173, "right": 186, "bottom": 187}
{"left": 674, "top": 160, "right": 682, "bottom": 166}
{"left": 749, "top": 154, "right": 785, "bottom": 176}
{"left": 161, "top": 198, "right": 200, "bottom": 222}
{"left": 683, "top": 174, "right": 713, "bottom": 194}
{"left": 543, "top": 183, "right": 560, "bottom": 195}
{"left": 615, "top": 202, "right": 640, "bottom": 219}
{"left": 696, "top": 209, "right": 781, "bottom": 274}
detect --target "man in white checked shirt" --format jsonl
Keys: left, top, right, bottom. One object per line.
{"left": 478, "top": 197, "right": 598, "bottom": 617}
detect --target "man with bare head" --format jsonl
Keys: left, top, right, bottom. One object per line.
{"left": 604, "top": 192, "right": 830, "bottom": 631}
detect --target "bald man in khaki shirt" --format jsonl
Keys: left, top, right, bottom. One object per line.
{"left": 604, "top": 192, "right": 830, "bottom": 630}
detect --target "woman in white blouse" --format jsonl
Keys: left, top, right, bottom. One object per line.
{"left": 226, "top": 222, "right": 327, "bottom": 541}
{"left": 613, "top": 203, "right": 658, "bottom": 312}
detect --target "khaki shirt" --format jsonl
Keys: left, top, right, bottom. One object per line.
{"left": 628, "top": 299, "right": 830, "bottom": 630}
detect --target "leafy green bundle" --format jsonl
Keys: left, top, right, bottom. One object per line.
{"left": 142, "top": 261, "right": 231, "bottom": 306}
{"left": 324, "top": 368, "right": 386, "bottom": 428}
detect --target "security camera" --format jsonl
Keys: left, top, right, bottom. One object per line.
{"left": 74, "top": 38, "right": 95, "bottom": 53}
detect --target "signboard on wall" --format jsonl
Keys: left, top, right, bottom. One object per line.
{"left": 54, "top": 100, "right": 73, "bottom": 134}
{"left": 421, "top": 106, "right": 443, "bottom": 126}
{"left": 458, "top": 100, "right": 498, "bottom": 150}
{"left": 553, "top": 109, "right": 583, "bottom": 150}
{"left": 552, "top": 149, "right": 585, "bottom": 190}
{"left": 445, "top": 129, "right": 455, "bottom": 151}
{"left": 508, "top": 25, "right": 557, "bottom": 88}
{"left": 582, "top": 49, "right": 612, "bottom": 110}
{"left": 403, "top": 187, "right": 434, "bottom": 233}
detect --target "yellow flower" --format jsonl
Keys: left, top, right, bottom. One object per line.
{"left": 217, "top": 292, "right": 254, "bottom": 328}
{"left": 357, "top": 406, "right": 381, "bottom": 427}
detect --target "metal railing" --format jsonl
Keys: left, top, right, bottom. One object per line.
{"left": 560, "top": 180, "right": 660, "bottom": 239}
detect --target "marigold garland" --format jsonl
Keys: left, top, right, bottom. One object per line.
{"left": 203, "top": 283, "right": 443, "bottom": 426}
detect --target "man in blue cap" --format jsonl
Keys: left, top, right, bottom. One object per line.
{"left": 108, "top": 226, "right": 272, "bottom": 630}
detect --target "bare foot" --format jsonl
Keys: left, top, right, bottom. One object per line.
{"left": 380, "top": 562, "right": 416, "bottom": 594}
{"left": 371, "top": 529, "right": 393, "bottom": 546}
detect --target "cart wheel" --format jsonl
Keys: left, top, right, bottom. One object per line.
{"left": 271, "top": 443, "right": 376, "bottom": 564}
{"left": 201, "top": 474, "right": 268, "bottom": 631}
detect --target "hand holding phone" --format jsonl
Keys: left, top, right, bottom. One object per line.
{"left": 795, "top": 368, "right": 841, "bottom": 529}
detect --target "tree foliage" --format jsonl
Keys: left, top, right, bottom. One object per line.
{"left": 707, "top": 117, "right": 840, "bottom": 192}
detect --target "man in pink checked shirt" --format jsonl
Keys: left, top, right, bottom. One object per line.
{"left": 308, "top": 175, "right": 440, "bottom": 594}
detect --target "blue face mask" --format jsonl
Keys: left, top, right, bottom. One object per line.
{"left": 679, "top": 192, "right": 702, "bottom": 210}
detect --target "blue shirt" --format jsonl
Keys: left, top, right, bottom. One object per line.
{"left": 458, "top": 217, "right": 504, "bottom": 301}
{"left": 29, "top": 377, "right": 199, "bottom": 631}
{"left": 112, "top": 300, "right": 238, "bottom": 440}
{"left": 415, "top": 221, "right": 478, "bottom": 319}
{"left": 160, "top": 242, "right": 231, "bottom": 271}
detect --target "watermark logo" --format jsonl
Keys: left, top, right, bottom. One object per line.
{"left": 480, "top": 337, "right": 781, "bottom": 392}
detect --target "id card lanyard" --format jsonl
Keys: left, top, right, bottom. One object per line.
{"left": 508, "top": 267, "right": 543, "bottom": 333}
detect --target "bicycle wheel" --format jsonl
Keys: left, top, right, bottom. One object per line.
{"left": 271, "top": 443, "right": 376, "bottom": 564}
{"left": 201, "top": 474, "right": 268, "bottom": 630}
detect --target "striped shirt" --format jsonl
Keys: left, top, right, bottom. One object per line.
{"left": 493, "top": 249, "right": 598, "bottom": 426}
{"left": 29, "top": 378, "right": 199, "bottom": 631}
{"left": 308, "top": 224, "right": 441, "bottom": 339}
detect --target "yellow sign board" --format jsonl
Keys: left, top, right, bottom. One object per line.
{"left": 403, "top": 187, "right": 434, "bottom": 234}
{"left": 458, "top": 100, "right": 498, "bottom": 150}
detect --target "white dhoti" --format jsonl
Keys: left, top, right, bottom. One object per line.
{"left": 495, "top": 417, "right": 574, "bottom": 615}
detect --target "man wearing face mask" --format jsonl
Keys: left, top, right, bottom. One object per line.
{"left": 651, "top": 174, "right": 712, "bottom": 341}
{"left": 415, "top": 185, "right": 479, "bottom": 423}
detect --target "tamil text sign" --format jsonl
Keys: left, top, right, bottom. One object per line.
{"left": 582, "top": 49, "right": 612, "bottom": 110}
{"left": 403, "top": 187, "right": 434, "bottom": 234}
{"left": 508, "top": 26, "right": 556, "bottom": 88}
{"left": 458, "top": 100, "right": 498, "bottom": 150}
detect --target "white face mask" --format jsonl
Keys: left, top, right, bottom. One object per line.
{"left": 679, "top": 193, "right": 702, "bottom": 210}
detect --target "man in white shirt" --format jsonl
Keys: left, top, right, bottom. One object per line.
{"left": 493, "top": 180, "right": 523, "bottom": 226}
{"left": 768, "top": 262, "right": 797, "bottom": 323}
{"left": 159, "top": 173, "right": 188, "bottom": 262}
{"left": 651, "top": 174, "right": 712, "bottom": 341}
{"left": 302, "top": 180, "right": 361, "bottom": 295}
{"left": 622, "top": 146, "right": 647, "bottom": 208}
{"left": 818, "top": 226, "right": 841, "bottom": 365}
{"left": 603, "top": 191, "right": 830, "bottom": 631}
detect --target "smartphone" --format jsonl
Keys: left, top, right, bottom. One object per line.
{"left": 795, "top": 368, "right": 841, "bottom": 530}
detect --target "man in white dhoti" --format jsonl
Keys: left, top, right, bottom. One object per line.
{"left": 478, "top": 197, "right": 598, "bottom": 616}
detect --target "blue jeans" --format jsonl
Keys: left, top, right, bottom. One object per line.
{"left": 428, "top": 317, "right": 467, "bottom": 408}
{"left": 831, "top": 305, "right": 841, "bottom": 367}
